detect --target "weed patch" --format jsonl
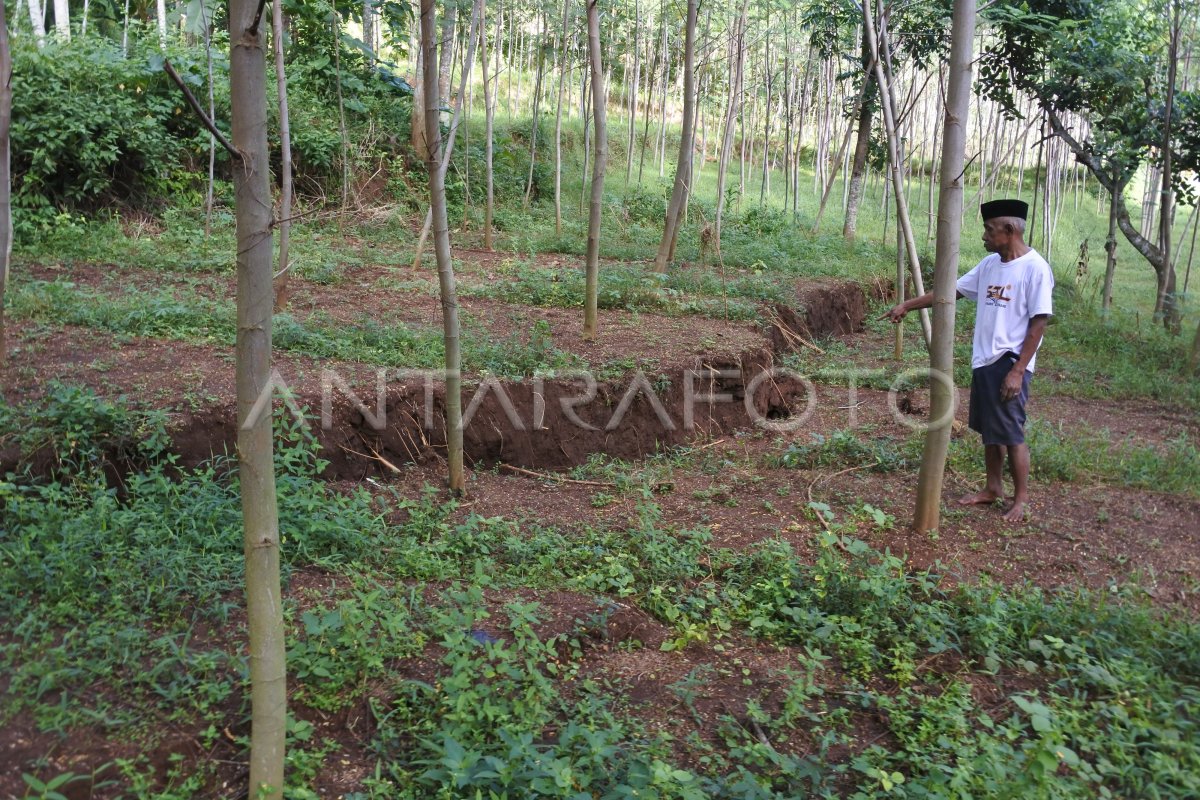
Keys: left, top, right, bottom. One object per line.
{"left": 5, "top": 393, "right": 1200, "bottom": 798}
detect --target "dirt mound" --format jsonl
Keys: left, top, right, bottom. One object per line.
{"left": 167, "top": 346, "right": 815, "bottom": 478}
{"left": 767, "top": 279, "right": 870, "bottom": 352}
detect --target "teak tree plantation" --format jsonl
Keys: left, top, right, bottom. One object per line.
{"left": 2, "top": 0, "right": 1200, "bottom": 797}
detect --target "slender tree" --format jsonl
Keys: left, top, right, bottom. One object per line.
{"left": 229, "top": 0, "right": 285, "bottom": 794}
{"left": 271, "top": 0, "right": 294, "bottom": 311}
{"left": 411, "top": 0, "right": 481, "bottom": 267}
{"left": 864, "top": 2, "right": 931, "bottom": 344}
{"left": 332, "top": 13, "right": 352, "bottom": 219}
{"left": 653, "top": 0, "right": 697, "bottom": 271}
{"left": 843, "top": 31, "right": 876, "bottom": 240}
{"left": 0, "top": 0, "right": 11, "bottom": 375}
{"left": 624, "top": 0, "right": 639, "bottom": 184}
{"left": 200, "top": 0, "right": 216, "bottom": 237}
{"left": 811, "top": 52, "right": 876, "bottom": 232}
{"left": 363, "top": 0, "right": 374, "bottom": 57}
{"left": 522, "top": 8, "right": 545, "bottom": 207}
{"left": 156, "top": 0, "right": 166, "bottom": 46}
{"left": 582, "top": 0, "right": 606, "bottom": 338}
{"left": 411, "top": 0, "right": 429, "bottom": 161}
{"left": 1156, "top": 0, "right": 1180, "bottom": 332}
{"left": 913, "top": 0, "right": 975, "bottom": 533}
{"left": 552, "top": 0, "right": 570, "bottom": 236}
{"left": 26, "top": 0, "right": 43, "bottom": 47}
{"left": 480, "top": 0, "right": 496, "bottom": 248}
{"left": 714, "top": 0, "right": 747, "bottom": 256}
{"left": 423, "top": 0, "right": 466, "bottom": 492}
{"left": 51, "top": 0, "right": 65, "bottom": 38}
{"left": 1101, "top": 187, "right": 1119, "bottom": 312}
{"left": 438, "top": 0, "right": 457, "bottom": 117}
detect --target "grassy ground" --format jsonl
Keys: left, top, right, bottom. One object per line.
{"left": 2, "top": 393, "right": 1199, "bottom": 798}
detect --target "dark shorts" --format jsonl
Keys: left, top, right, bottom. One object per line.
{"left": 969, "top": 352, "right": 1032, "bottom": 446}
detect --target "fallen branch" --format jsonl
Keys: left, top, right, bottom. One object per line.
{"left": 500, "top": 462, "right": 673, "bottom": 493}
{"left": 340, "top": 443, "right": 402, "bottom": 474}
{"left": 500, "top": 463, "right": 617, "bottom": 487}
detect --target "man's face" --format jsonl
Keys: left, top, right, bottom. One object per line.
{"left": 981, "top": 219, "right": 1012, "bottom": 253}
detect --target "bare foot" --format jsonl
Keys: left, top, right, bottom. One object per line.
{"left": 1002, "top": 499, "right": 1029, "bottom": 523}
{"left": 957, "top": 489, "right": 1002, "bottom": 507}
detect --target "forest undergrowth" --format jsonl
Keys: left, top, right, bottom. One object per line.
{"left": 2, "top": 395, "right": 1199, "bottom": 798}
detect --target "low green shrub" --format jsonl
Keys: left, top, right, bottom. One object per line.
{"left": 11, "top": 35, "right": 224, "bottom": 237}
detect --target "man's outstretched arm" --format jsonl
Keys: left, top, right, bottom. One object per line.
{"left": 881, "top": 290, "right": 964, "bottom": 323}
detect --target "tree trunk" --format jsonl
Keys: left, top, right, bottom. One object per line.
{"left": 26, "top": 0, "right": 44, "bottom": 47}
{"left": 482, "top": 1, "right": 496, "bottom": 249}
{"left": 522, "top": 10, "right": 545, "bottom": 208}
{"left": 202, "top": 0, "right": 216, "bottom": 238}
{"left": 656, "top": 5, "right": 668, "bottom": 178}
{"left": 51, "top": 0, "right": 65, "bottom": 38}
{"left": 842, "top": 33, "right": 874, "bottom": 240}
{"left": 759, "top": 38, "right": 772, "bottom": 206}
{"left": 625, "top": 0, "right": 639, "bottom": 185}
{"left": 412, "top": 0, "right": 481, "bottom": 265}
{"left": 0, "top": 0, "right": 12, "bottom": 375}
{"left": 582, "top": 0, "right": 606, "bottom": 339}
{"left": 363, "top": 0, "right": 374, "bottom": 60}
{"left": 579, "top": 53, "right": 590, "bottom": 214}
{"left": 506, "top": 5, "right": 514, "bottom": 113}
{"left": 514, "top": 21, "right": 524, "bottom": 109}
{"left": 1140, "top": 163, "right": 1158, "bottom": 240}
{"left": 653, "top": 0, "right": 697, "bottom": 271}
{"left": 714, "top": 0, "right": 747, "bottom": 255}
{"left": 1157, "top": 0, "right": 1180, "bottom": 333}
{"left": 637, "top": 32, "right": 657, "bottom": 184}
{"left": 411, "top": 1, "right": 429, "bottom": 163}
{"left": 422, "top": 0, "right": 466, "bottom": 493}
{"left": 552, "top": 0, "right": 569, "bottom": 235}
{"left": 229, "top": 0, "right": 285, "bottom": 794}
{"left": 333, "top": 15, "right": 351, "bottom": 218}
{"left": 1043, "top": 107, "right": 1173, "bottom": 323}
{"left": 813, "top": 53, "right": 875, "bottom": 233}
{"left": 792, "top": 47, "right": 811, "bottom": 218}
{"left": 438, "top": 0, "right": 456, "bottom": 120}
{"left": 926, "top": 67, "right": 944, "bottom": 245}
{"left": 271, "top": 0, "right": 294, "bottom": 311}
{"left": 913, "top": 0, "right": 975, "bottom": 533}
{"left": 1102, "top": 185, "right": 1120, "bottom": 312}
{"left": 864, "top": 2, "right": 930, "bottom": 345}
{"left": 156, "top": 0, "right": 166, "bottom": 46}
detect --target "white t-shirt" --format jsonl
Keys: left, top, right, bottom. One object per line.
{"left": 956, "top": 249, "right": 1054, "bottom": 371}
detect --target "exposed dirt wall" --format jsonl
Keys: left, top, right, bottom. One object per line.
{"left": 167, "top": 346, "right": 814, "bottom": 478}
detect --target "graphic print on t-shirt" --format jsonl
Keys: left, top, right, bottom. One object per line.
{"left": 985, "top": 284, "right": 1013, "bottom": 306}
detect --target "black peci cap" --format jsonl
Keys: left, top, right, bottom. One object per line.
{"left": 980, "top": 199, "right": 1029, "bottom": 220}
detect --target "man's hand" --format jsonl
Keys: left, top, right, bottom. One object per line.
{"left": 1000, "top": 367, "right": 1024, "bottom": 402}
{"left": 881, "top": 303, "right": 907, "bottom": 324}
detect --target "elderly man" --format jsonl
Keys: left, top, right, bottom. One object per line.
{"left": 884, "top": 199, "right": 1054, "bottom": 522}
